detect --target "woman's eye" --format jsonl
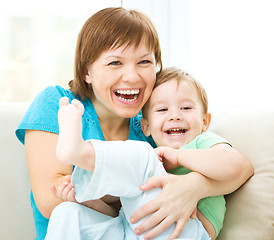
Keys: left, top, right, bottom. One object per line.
{"left": 139, "top": 60, "right": 151, "bottom": 64}
{"left": 108, "top": 61, "right": 121, "bottom": 66}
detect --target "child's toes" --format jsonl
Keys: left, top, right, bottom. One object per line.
{"left": 59, "top": 97, "right": 69, "bottom": 107}
{"left": 71, "top": 99, "right": 84, "bottom": 113}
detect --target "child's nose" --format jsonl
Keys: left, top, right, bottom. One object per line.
{"left": 169, "top": 111, "right": 182, "bottom": 121}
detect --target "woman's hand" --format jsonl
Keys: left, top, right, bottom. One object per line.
{"left": 154, "top": 146, "right": 179, "bottom": 170}
{"left": 130, "top": 172, "right": 204, "bottom": 240}
{"left": 51, "top": 175, "right": 77, "bottom": 203}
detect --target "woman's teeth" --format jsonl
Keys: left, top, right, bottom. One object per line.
{"left": 116, "top": 89, "right": 139, "bottom": 95}
{"left": 115, "top": 89, "right": 140, "bottom": 102}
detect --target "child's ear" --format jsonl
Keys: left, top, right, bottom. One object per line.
{"left": 202, "top": 113, "right": 211, "bottom": 132}
{"left": 141, "top": 118, "right": 151, "bottom": 137}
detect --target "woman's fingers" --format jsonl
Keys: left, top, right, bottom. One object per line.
{"left": 140, "top": 175, "right": 166, "bottom": 191}
{"left": 131, "top": 173, "right": 203, "bottom": 239}
{"left": 143, "top": 215, "right": 174, "bottom": 240}
{"left": 130, "top": 198, "right": 159, "bottom": 224}
{"left": 130, "top": 175, "right": 166, "bottom": 224}
{"left": 133, "top": 208, "right": 163, "bottom": 235}
{"left": 190, "top": 207, "right": 197, "bottom": 219}
{"left": 168, "top": 218, "right": 187, "bottom": 240}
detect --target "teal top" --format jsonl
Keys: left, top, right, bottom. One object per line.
{"left": 168, "top": 132, "right": 230, "bottom": 237}
{"left": 15, "top": 85, "right": 155, "bottom": 240}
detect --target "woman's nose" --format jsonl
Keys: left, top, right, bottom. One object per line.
{"left": 121, "top": 65, "right": 141, "bottom": 83}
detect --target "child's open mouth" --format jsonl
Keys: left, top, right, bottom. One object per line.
{"left": 115, "top": 89, "right": 140, "bottom": 102}
{"left": 165, "top": 128, "right": 187, "bottom": 135}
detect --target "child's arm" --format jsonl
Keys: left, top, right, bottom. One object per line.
{"left": 155, "top": 143, "right": 245, "bottom": 181}
{"left": 51, "top": 175, "right": 117, "bottom": 217}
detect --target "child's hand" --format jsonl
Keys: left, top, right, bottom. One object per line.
{"left": 155, "top": 146, "right": 179, "bottom": 170}
{"left": 51, "top": 175, "right": 77, "bottom": 203}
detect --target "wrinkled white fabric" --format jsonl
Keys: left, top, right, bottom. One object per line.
{"left": 46, "top": 140, "right": 210, "bottom": 240}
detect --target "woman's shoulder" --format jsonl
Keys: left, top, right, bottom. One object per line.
{"left": 15, "top": 85, "right": 76, "bottom": 144}
{"left": 35, "top": 85, "right": 75, "bottom": 102}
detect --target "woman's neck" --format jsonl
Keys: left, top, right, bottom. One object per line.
{"left": 98, "top": 115, "right": 130, "bottom": 141}
{"left": 93, "top": 100, "right": 130, "bottom": 141}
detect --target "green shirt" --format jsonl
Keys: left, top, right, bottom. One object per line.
{"left": 168, "top": 132, "right": 231, "bottom": 237}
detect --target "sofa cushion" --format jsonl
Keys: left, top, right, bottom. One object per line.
{"left": 211, "top": 107, "right": 274, "bottom": 240}
{"left": 0, "top": 102, "right": 35, "bottom": 240}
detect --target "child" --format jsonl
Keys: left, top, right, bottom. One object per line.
{"left": 46, "top": 67, "right": 244, "bottom": 240}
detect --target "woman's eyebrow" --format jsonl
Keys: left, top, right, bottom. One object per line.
{"left": 105, "top": 55, "right": 122, "bottom": 59}
{"left": 140, "top": 52, "right": 154, "bottom": 58}
{"left": 106, "top": 52, "right": 153, "bottom": 58}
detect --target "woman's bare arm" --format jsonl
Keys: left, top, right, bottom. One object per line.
{"left": 130, "top": 155, "right": 253, "bottom": 239}
{"left": 25, "top": 130, "right": 73, "bottom": 218}
{"left": 201, "top": 155, "right": 254, "bottom": 196}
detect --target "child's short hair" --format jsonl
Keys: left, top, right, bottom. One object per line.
{"left": 142, "top": 67, "right": 208, "bottom": 118}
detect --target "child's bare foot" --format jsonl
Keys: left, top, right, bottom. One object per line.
{"left": 56, "top": 97, "right": 85, "bottom": 165}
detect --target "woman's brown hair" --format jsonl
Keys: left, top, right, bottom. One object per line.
{"left": 70, "top": 7, "right": 162, "bottom": 100}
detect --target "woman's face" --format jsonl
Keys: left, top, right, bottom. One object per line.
{"left": 84, "top": 38, "right": 156, "bottom": 119}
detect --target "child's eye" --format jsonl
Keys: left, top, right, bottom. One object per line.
{"left": 181, "top": 106, "right": 192, "bottom": 110}
{"left": 157, "top": 108, "right": 167, "bottom": 112}
{"left": 108, "top": 61, "right": 121, "bottom": 66}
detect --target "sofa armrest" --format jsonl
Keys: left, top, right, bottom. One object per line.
{"left": 0, "top": 102, "right": 36, "bottom": 239}
{"left": 211, "top": 107, "right": 274, "bottom": 240}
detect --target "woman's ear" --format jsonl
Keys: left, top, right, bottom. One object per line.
{"left": 141, "top": 118, "right": 151, "bottom": 137}
{"left": 202, "top": 112, "right": 211, "bottom": 132}
{"left": 83, "top": 67, "right": 92, "bottom": 84}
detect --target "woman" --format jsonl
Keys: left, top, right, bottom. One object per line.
{"left": 16, "top": 7, "right": 253, "bottom": 240}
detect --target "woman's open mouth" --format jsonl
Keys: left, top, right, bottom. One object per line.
{"left": 115, "top": 89, "right": 140, "bottom": 102}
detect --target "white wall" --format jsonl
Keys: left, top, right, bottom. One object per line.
{"left": 126, "top": 0, "right": 274, "bottom": 110}
{"left": 2, "top": 0, "right": 274, "bottom": 109}
{"left": 189, "top": 0, "right": 274, "bottom": 110}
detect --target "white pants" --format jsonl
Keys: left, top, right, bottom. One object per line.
{"left": 45, "top": 140, "right": 210, "bottom": 240}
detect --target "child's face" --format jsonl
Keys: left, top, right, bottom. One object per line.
{"left": 142, "top": 79, "right": 211, "bottom": 149}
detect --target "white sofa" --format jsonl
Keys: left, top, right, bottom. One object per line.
{"left": 1, "top": 102, "right": 273, "bottom": 240}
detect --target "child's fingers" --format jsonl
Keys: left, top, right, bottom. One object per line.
{"left": 67, "top": 187, "right": 77, "bottom": 202}
{"left": 154, "top": 148, "right": 164, "bottom": 162}
{"left": 65, "top": 175, "right": 72, "bottom": 182}
{"left": 56, "top": 181, "right": 69, "bottom": 200}
{"left": 61, "top": 183, "right": 74, "bottom": 201}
